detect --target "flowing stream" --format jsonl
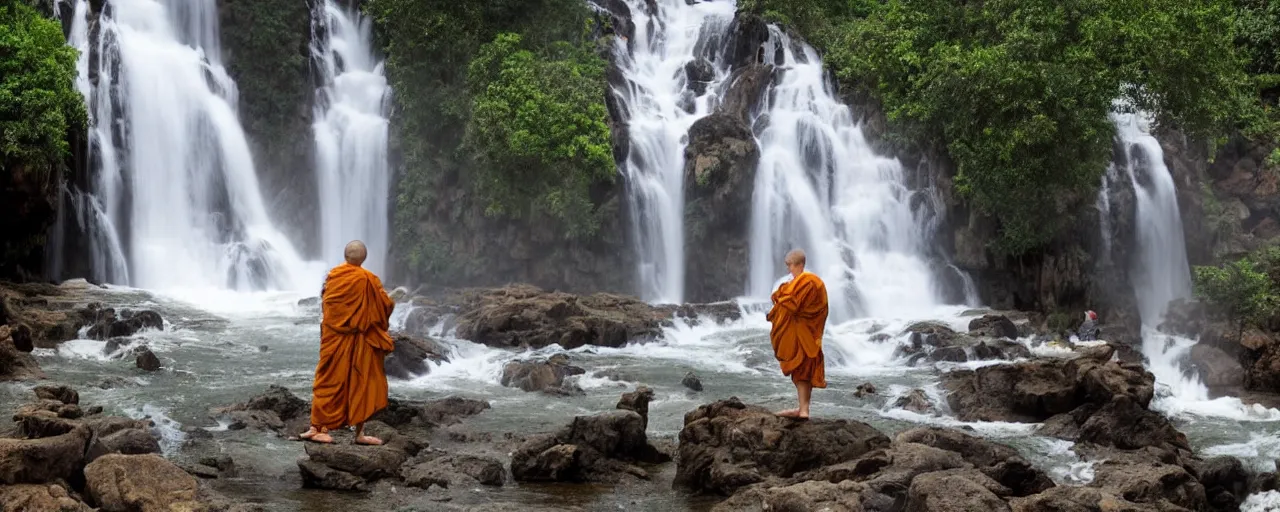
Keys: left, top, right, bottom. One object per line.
{"left": 311, "top": 0, "right": 392, "bottom": 275}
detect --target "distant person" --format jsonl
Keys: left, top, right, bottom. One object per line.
{"left": 767, "top": 249, "right": 829, "bottom": 420}
{"left": 1077, "top": 310, "right": 1100, "bottom": 341}
{"left": 300, "top": 240, "right": 396, "bottom": 445}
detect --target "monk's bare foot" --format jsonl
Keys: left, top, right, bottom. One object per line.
{"left": 307, "top": 432, "right": 334, "bottom": 444}
{"left": 775, "top": 408, "right": 801, "bottom": 418}
{"left": 299, "top": 426, "right": 326, "bottom": 440}
{"left": 354, "top": 435, "right": 383, "bottom": 446}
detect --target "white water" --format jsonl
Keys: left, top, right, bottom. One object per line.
{"left": 312, "top": 1, "right": 392, "bottom": 275}
{"left": 61, "top": 0, "right": 325, "bottom": 293}
{"left": 611, "top": 0, "right": 738, "bottom": 303}
{"left": 746, "top": 28, "right": 944, "bottom": 322}
{"left": 1109, "top": 110, "right": 1280, "bottom": 421}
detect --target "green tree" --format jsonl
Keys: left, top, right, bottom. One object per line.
{"left": 817, "top": 0, "right": 1243, "bottom": 254}
{"left": 1, "top": 1, "right": 85, "bottom": 175}
{"left": 1, "top": 2, "right": 86, "bottom": 276}
{"left": 464, "top": 33, "right": 614, "bottom": 238}
{"left": 1193, "top": 257, "right": 1279, "bottom": 339}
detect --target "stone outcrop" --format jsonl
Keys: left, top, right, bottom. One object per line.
{"left": 383, "top": 332, "right": 450, "bottom": 379}
{"left": 510, "top": 409, "right": 670, "bottom": 483}
{"left": 84, "top": 453, "right": 201, "bottom": 511}
{"left": 500, "top": 354, "right": 586, "bottom": 394}
{"left": 683, "top": 110, "right": 760, "bottom": 304}
{"left": 897, "top": 320, "right": 1033, "bottom": 365}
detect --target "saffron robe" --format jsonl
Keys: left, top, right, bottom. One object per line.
{"left": 767, "top": 271, "right": 829, "bottom": 388}
{"left": 310, "top": 262, "right": 396, "bottom": 429}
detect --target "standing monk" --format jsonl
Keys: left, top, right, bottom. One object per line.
{"left": 767, "top": 249, "right": 829, "bottom": 419}
{"left": 300, "top": 240, "right": 396, "bottom": 445}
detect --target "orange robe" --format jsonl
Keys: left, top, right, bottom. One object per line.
{"left": 310, "top": 262, "right": 396, "bottom": 430}
{"left": 767, "top": 271, "right": 829, "bottom": 388}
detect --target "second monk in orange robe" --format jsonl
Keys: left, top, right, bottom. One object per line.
{"left": 767, "top": 249, "right": 829, "bottom": 419}
{"left": 300, "top": 240, "right": 396, "bottom": 445}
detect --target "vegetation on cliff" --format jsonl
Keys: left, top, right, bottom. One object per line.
{"left": 0, "top": 2, "right": 85, "bottom": 278}
{"left": 364, "top": 0, "right": 616, "bottom": 283}
{"left": 746, "top": 0, "right": 1265, "bottom": 256}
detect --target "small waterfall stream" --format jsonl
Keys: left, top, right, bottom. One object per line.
{"left": 610, "top": 0, "right": 738, "bottom": 304}
{"left": 746, "top": 28, "right": 946, "bottom": 321}
{"left": 311, "top": 0, "right": 392, "bottom": 275}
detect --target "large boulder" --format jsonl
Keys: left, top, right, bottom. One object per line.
{"left": 0, "top": 426, "right": 90, "bottom": 484}
{"left": 0, "top": 483, "right": 92, "bottom": 511}
{"left": 674, "top": 398, "right": 891, "bottom": 494}
{"left": 510, "top": 409, "right": 670, "bottom": 483}
{"left": 452, "top": 285, "right": 672, "bottom": 349}
{"left": 84, "top": 307, "right": 164, "bottom": 341}
{"left": 1190, "top": 343, "right": 1244, "bottom": 389}
{"left": 1, "top": 329, "right": 46, "bottom": 381}
{"left": 501, "top": 354, "right": 586, "bottom": 394}
{"left": 683, "top": 111, "right": 759, "bottom": 303}
{"left": 942, "top": 348, "right": 1155, "bottom": 423}
{"left": 83, "top": 453, "right": 200, "bottom": 511}
{"left": 211, "top": 385, "right": 310, "bottom": 436}
{"left": 401, "top": 450, "right": 505, "bottom": 489}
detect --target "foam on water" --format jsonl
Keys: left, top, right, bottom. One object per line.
{"left": 1242, "top": 491, "right": 1280, "bottom": 512}
{"left": 1204, "top": 433, "right": 1280, "bottom": 472}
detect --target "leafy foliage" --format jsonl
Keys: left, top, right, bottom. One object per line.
{"left": 0, "top": 1, "right": 85, "bottom": 175}
{"left": 465, "top": 33, "right": 614, "bottom": 237}
{"left": 1193, "top": 254, "right": 1279, "bottom": 335}
{"left": 364, "top": 0, "right": 615, "bottom": 279}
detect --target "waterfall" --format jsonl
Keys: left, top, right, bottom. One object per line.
{"left": 610, "top": 0, "right": 738, "bottom": 304}
{"left": 746, "top": 28, "right": 945, "bottom": 321}
{"left": 311, "top": 0, "right": 392, "bottom": 275}
{"left": 58, "top": 0, "right": 323, "bottom": 292}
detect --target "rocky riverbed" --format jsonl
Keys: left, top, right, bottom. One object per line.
{"left": 3, "top": 280, "right": 1280, "bottom": 511}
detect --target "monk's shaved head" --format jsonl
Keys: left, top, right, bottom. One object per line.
{"left": 785, "top": 249, "right": 806, "bottom": 267}
{"left": 344, "top": 240, "right": 368, "bottom": 266}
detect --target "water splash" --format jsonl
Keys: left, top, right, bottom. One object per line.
{"left": 58, "top": 0, "right": 325, "bottom": 293}
{"left": 610, "top": 0, "right": 738, "bottom": 303}
{"left": 1108, "top": 109, "right": 1280, "bottom": 421}
{"left": 746, "top": 28, "right": 946, "bottom": 321}
{"left": 311, "top": 1, "right": 392, "bottom": 274}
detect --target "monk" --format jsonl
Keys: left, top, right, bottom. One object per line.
{"left": 766, "top": 249, "right": 829, "bottom": 419}
{"left": 299, "top": 240, "right": 396, "bottom": 445}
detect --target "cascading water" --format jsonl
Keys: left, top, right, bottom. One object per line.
{"left": 1109, "top": 110, "right": 1280, "bottom": 419}
{"left": 59, "top": 0, "right": 323, "bottom": 292}
{"left": 746, "top": 28, "right": 945, "bottom": 322}
{"left": 311, "top": 1, "right": 392, "bottom": 275}
{"left": 610, "top": 0, "right": 738, "bottom": 303}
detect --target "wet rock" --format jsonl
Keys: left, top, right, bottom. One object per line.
{"left": 135, "top": 348, "right": 161, "bottom": 371}
{"left": 452, "top": 285, "right": 671, "bottom": 350}
{"left": 500, "top": 355, "right": 586, "bottom": 393}
{"left": 1192, "top": 456, "right": 1250, "bottom": 511}
{"left": 85, "top": 453, "right": 199, "bottom": 509}
{"left": 683, "top": 110, "right": 759, "bottom": 303}
{"left": 854, "top": 382, "right": 877, "bottom": 397}
{"left": 684, "top": 58, "right": 714, "bottom": 95}
{"left": 725, "top": 13, "right": 770, "bottom": 69}
{"left": 0, "top": 331, "right": 46, "bottom": 381}
{"left": 1088, "top": 460, "right": 1208, "bottom": 511}
{"left": 86, "top": 307, "right": 164, "bottom": 340}
{"left": 674, "top": 398, "right": 891, "bottom": 494}
{"left": 296, "top": 296, "right": 319, "bottom": 308}
{"left": 712, "top": 479, "right": 871, "bottom": 512}
{"left": 972, "top": 340, "right": 1034, "bottom": 361}
{"left": 212, "top": 385, "right": 310, "bottom": 435}
{"left": 942, "top": 353, "right": 1155, "bottom": 423}
{"left": 893, "top": 389, "right": 935, "bottom": 414}
{"left": 299, "top": 459, "right": 366, "bottom": 491}
{"left": 969, "top": 314, "right": 1020, "bottom": 340}
{"left": 9, "top": 324, "right": 34, "bottom": 352}
{"left": 928, "top": 345, "right": 968, "bottom": 362}
{"left": 616, "top": 386, "right": 654, "bottom": 429}
{"left": 402, "top": 450, "right": 505, "bottom": 489}
{"left": 593, "top": 369, "right": 637, "bottom": 382}
{"left": 0, "top": 426, "right": 89, "bottom": 484}
{"left": 905, "top": 469, "right": 1013, "bottom": 512}
{"left": 1075, "top": 396, "right": 1190, "bottom": 452}
{"left": 199, "top": 455, "right": 237, "bottom": 477}
{"left": 1009, "top": 486, "right": 1151, "bottom": 511}
{"left": 183, "top": 463, "right": 220, "bottom": 479}
{"left": 1190, "top": 343, "right": 1244, "bottom": 389}
{"left": 421, "top": 397, "right": 491, "bottom": 426}
{"left": 85, "top": 428, "right": 162, "bottom": 462}
{"left": 894, "top": 427, "right": 1055, "bottom": 496}
{"left": 384, "top": 332, "right": 450, "bottom": 380}
{"left": 33, "top": 384, "right": 79, "bottom": 404}
{"left": 682, "top": 371, "right": 704, "bottom": 391}
{"left": 0, "top": 483, "right": 91, "bottom": 511}
{"left": 510, "top": 409, "right": 669, "bottom": 483}
{"left": 303, "top": 442, "right": 410, "bottom": 482}
{"left": 672, "top": 302, "right": 744, "bottom": 324}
